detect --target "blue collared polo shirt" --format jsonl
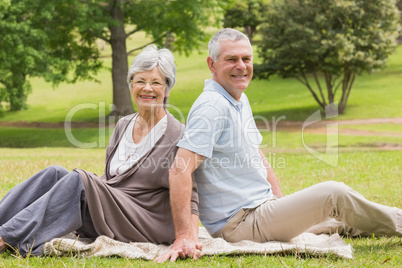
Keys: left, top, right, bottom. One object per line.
{"left": 177, "top": 79, "right": 273, "bottom": 234}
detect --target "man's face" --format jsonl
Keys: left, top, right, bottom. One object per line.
{"left": 208, "top": 39, "right": 253, "bottom": 101}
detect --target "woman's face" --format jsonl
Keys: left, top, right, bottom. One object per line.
{"left": 130, "top": 67, "right": 167, "bottom": 111}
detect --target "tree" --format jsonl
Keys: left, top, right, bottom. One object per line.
{"left": 397, "top": 0, "right": 402, "bottom": 43}
{"left": 223, "top": 0, "right": 269, "bottom": 43}
{"left": 254, "top": 0, "right": 400, "bottom": 114}
{"left": 0, "top": 0, "right": 102, "bottom": 112}
{"left": 0, "top": 0, "right": 227, "bottom": 116}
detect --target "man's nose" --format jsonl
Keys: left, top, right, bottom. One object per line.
{"left": 236, "top": 60, "right": 246, "bottom": 70}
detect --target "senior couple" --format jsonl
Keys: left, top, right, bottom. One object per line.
{"left": 1, "top": 28, "right": 401, "bottom": 261}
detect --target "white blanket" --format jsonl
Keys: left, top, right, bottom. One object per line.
{"left": 43, "top": 227, "right": 353, "bottom": 259}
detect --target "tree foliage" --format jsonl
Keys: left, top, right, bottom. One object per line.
{"left": 0, "top": 0, "right": 102, "bottom": 112}
{"left": 255, "top": 0, "right": 400, "bottom": 114}
{"left": 397, "top": 0, "right": 402, "bottom": 43}
{"left": 0, "top": 0, "right": 228, "bottom": 115}
{"left": 223, "top": 0, "right": 269, "bottom": 43}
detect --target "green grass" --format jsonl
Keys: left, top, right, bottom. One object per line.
{"left": 1, "top": 149, "right": 401, "bottom": 267}
{"left": 0, "top": 127, "right": 114, "bottom": 148}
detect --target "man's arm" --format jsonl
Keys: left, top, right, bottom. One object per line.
{"left": 156, "top": 148, "right": 205, "bottom": 262}
{"left": 259, "top": 148, "right": 283, "bottom": 198}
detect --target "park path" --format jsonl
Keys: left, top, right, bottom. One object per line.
{"left": 255, "top": 117, "right": 402, "bottom": 137}
{"left": 0, "top": 118, "right": 401, "bottom": 137}
{"left": 1, "top": 118, "right": 401, "bottom": 151}
{"left": 256, "top": 117, "right": 402, "bottom": 152}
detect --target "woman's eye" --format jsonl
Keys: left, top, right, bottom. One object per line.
{"left": 136, "top": 81, "right": 145, "bottom": 84}
{"left": 152, "top": 81, "right": 162, "bottom": 86}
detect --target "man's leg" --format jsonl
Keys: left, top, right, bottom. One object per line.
{"left": 0, "top": 168, "right": 86, "bottom": 256}
{"left": 305, "top": 218, "right": 371, "bottom": 236}
{"left": 217, "top": 181, "right": 401, "bottom": 242}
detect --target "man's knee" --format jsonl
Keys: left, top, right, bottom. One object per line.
{"left": 320, "top": 181, "right": 350, "bottom": 198}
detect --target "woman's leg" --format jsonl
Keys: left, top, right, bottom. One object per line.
{"left": 76, "top": 202, "right": 98, "bottom": 239}
{"left": 0, "top": 167, "right": 86, "bottom": 256}
{"left": 219, "top": 181, "right": 401, "bottom": 242}
{"left": 0, "top": 165, "right": 70, "bottom": 225}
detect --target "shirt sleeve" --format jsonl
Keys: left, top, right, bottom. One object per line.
{"left": 177, "top": 104, "right": 226, "bottom": 158}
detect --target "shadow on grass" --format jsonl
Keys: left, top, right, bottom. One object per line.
{"left": 0, "top": 127, "right": 111, "bottom": 148}
{"left": 254, "top": 105, "right": 325, "bottom": 122}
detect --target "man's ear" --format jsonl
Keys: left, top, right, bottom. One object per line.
{"left": 207, "top": 56, "right": 215, "bottom": 73}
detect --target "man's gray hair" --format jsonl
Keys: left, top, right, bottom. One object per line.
{"left": 208, "top": 28, "right": 252, "bottom": 62}
{"left": 127, "top": 44, "right": 176, "bottom": 95}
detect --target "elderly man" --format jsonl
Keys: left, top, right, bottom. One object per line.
{"left": 156, "top": 28, "right": 402, "bottom": 262}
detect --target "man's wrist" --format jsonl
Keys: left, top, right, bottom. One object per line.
{"left": 175, "top": 231, "right": 193, "bottom": 240}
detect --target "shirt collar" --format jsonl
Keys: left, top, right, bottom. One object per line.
{"left": 204, "top": 79, "right": 243, "bottom": 111}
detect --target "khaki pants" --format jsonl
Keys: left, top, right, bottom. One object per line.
{"left": 212, "top": 181, "right": 401, "bottom": 242}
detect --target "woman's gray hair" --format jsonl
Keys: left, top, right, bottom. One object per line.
{"left": 127, "top": 44, "right": 176, "bottom": 95}
{"left": 208, "top": 28, "right": 252, "bottom": 62}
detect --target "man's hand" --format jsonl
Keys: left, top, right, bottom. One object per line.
{"left": 158, "top": 148, "right": 205, "bottom": 262}
{"left": 155, "top": 237, "right": 203, "bottom": 262}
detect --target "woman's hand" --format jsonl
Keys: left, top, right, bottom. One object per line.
{"left": 155, "top": 237, "right": 202, "bottom": 262}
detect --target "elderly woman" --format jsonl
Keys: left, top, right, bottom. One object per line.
{"left": 0, "top": 45, "right": 199, "bottom": 257}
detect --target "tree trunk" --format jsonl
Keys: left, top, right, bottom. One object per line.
{"left": 244, "top": 26, "right": 255, "bottom": 43}
{"left": 397, "top": 1, "right": 402, "bottom": 43}
{"left": 109, "top": 0, "right": 134, "bottom": 117}
{"left": 338, "top": 70, "right": 355, "bottom": 114}
{"left": 164, "top": 32, "right": 175, "bottom": 50}
{"left": 9, "top": 74, "right": 28, "bottom": 111}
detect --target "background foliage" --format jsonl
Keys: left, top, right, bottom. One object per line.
{"left": 255, "top": 0, "right": 400, "bottom": 114}
{"left": 0, "top": 0, "right": 229, "bottom": 115}
{"left": 223, "top": 0, "right": 269, "bottom": 42}
{"left": 0, "top": 0, "right": 102, "bottom": 112}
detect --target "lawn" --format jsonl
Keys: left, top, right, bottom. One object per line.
{"left": 0, "top": 148, "right": 401, "bottom": 267}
